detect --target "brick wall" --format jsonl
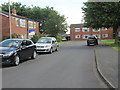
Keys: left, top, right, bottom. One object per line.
{"left": 1, "top": 12, "right": 40, "bottom": 39}
{"left": 1, "top": 15, "right": 10, "bottom": 38}
{"left": 70, "top": 26, "right": 113, "bottom": 40}
{"left": 11, "top": 17, "right": 28, "bottom": 39}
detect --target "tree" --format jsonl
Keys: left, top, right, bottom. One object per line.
{"left": 1, "top": 3, "right": 68, "bottom": 37}
{"left": 44, "top": 10, "right": 68, "bottom": 37}
{"left": 82, "top": 2, "right": 120, "bottom": 43}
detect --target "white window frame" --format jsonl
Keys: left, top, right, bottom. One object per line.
{"left": 93, "top": 28, "right": 100, "bottom": 32}
{"left": 75, "top": 35, "right": 81, "bottom": 39}
{"left": 102, "top": 34, "right": 108, "bottom": 38}
{"left": 101, "top": 27, "right": 108, "bottom": 30}
{"left": 82, "top": 27, "right": 89, "bottom": 32}
{"left": 82, "top": 35, "right": 89, "bottom": 39}
{"left": 75, "top": 28, "right": 80, "bottom": 32}
{"left": 118, "top": 32, "right": 120, "bottom": 37}
{"left": 16, "top": 18, "right": 19, "bottom": 27}
{"left": 20, "top": 19, "right": 26, "bottom": 27}
{"left": 94, "top": 34, "right": 101, "bottom": 38}
{"left": 34, "top": 22, "right": 36, "bottom": 28}
{"left": 28, "top": 21, "right": 33, "bottom": 28}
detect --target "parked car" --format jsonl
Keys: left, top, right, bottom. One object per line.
{"left": 35, "top": 37, "right": 59, "bottom": 54}
{"left": 0, "top": 39, "right": 37, "bottom": 66}
{"left": 62, "top": 37, "right": 67, "bottom": 41}
{"left": 87, "top": 36, "right": 98, "bottom": 46}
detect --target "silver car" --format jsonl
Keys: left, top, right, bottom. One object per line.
{"left": 35, "top": 37, "right": 59, "bottom": 54}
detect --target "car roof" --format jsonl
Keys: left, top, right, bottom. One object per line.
{"left": 3, "top": 39, "right": 33, "bottom": 42}
{"left": 5, "top": 39, "right": 31, "bottom": 41}
{"left": 40, "top": 37, "right": 56, "bottom": 40}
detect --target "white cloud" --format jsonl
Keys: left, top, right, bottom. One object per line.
{"left": 0, "top": 0, "right": 87, "bottom": 25}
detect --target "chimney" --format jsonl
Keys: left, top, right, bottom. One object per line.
{"left": 12, "top": 9, "right": 17, "bottom": 15}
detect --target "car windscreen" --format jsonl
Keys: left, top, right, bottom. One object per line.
{"left": 0, "top": 40, "right": 22, "bottom": 47}
{"left": 37, "top": 38, "right": 52, "bottom": 43}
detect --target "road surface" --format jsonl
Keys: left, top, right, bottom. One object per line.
{"left": 2, "top": 41, "right": 107, "bottom": 88}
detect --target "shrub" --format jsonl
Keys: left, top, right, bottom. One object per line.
{"left": 31, "top": 35, "right": 39, "bottom": 43}
{"left": 56, "top": 36, "right": 62, "bottom": 42}
{"left": 2, "top": 36, "right": 9, "bottom": 40}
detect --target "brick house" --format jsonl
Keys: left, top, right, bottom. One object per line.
{"left": 70, "top": 24, "right": 113, "bottom": 40}
{"left": 0, "top": 9, "right": 40, "bottom": 40}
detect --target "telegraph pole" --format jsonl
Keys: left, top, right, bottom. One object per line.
{"left": 9, "top": 0, "right": 12, "bottom": 39}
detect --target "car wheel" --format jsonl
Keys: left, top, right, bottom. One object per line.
{"left": 87, "top": 43, "right": 89, "bottom": 46}
{"left": 49, "top": 48, "right": 53, "bottom": 54}
{"left": 31, "top": 51, "right": 37, "bottom": 59}
{"left": 55, "top": 47, "right": 58, "bottom": 51}
{"left": 96, "top": 42, "right": 98, "bottom": 45}
{"left": 13, "top": 55, "right": 20, "bottom": 66}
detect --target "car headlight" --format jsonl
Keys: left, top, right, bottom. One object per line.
{"left": 45, "top": 45, "right": 51, "bottom": 48}
{"left": 3, "top": 51, "right": 14, "bottom": 57}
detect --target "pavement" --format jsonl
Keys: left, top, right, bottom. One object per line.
{"left": 95, "top": 41, "right": 118, "bottom": 89}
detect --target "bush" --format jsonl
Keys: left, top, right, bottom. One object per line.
{"left": 31, "top": 35, "right": 39, "bottom": 43}
{"left": 2, "top": 36, "right": 9, "bottom": 40}
{"left": 56, "top": 36, "right": 62, "bottom": 42}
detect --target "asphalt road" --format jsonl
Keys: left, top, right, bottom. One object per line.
{"left": 2, "top": 41, "right": 107, "bottom": 88}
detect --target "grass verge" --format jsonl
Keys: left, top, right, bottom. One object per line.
{"left": 58, "top": 41, "right": 70, "bottom": 45}
{"left": 100, "top": 39, "right": 120, "bottom": 52}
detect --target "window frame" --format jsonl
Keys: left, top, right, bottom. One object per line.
{"left": 75, "top": 35, "right": 81, "bottom": 39}
{"left": 82, "top": 27, "right": 89, "bottom": 32}
{"left": 20, "top": 19, "right": 26, "bottom": 27}
{"left": 102, "top": 34, "right": 108, "bottom": 38}
{"left": 75, "top": 28, "right": 80, "bottom": 32}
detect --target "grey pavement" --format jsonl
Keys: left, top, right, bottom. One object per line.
{"left": 2, "top": 41, "right": 107, "bottom": 88}
{"left": 95, "top": 42, "right": 118, "bottom": 88}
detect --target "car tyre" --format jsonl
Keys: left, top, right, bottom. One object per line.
{"left": 55, "top": 47, "right": 58, "bottom": 51}
{"left": 96, "top": 41, "right": 98, "bottom": 45}
{"left": 31, "top": 51, "right": 37, "bottom": 59}
{"left": 87, "top": 42, "right": 90, "bottom": 46}
{"left": 13, "top": 55, "right": 20, "bottom": 66}
{"left": 49, "top": 48, "right": 53, "bottom": 54}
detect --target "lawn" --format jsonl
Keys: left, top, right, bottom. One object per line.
{"left": 58, "top": 41, "right": 66, "bottom": 45}
{"left": 100, "top": 39, "right": 120, "bottom": 52}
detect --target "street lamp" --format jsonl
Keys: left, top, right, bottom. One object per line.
{"left": 9, "top": 0, "right": 12, "bottom": 39}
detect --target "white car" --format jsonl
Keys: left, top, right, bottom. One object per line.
{"left": 35, "top": 37, "right": 59, "bottom": 54}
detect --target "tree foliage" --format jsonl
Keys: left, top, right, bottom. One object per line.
{"left": 82, "top": 2, "right": 120, "bottom": 29}
{"left": 82, "top": 2, "right": 120, "bottom": 43}
{"left": 1, "top": 2, "right": 68, "bottom": 37}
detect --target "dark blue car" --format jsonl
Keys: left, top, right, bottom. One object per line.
{"left": 0, "top": 39, "right": 37, "bottom": 66}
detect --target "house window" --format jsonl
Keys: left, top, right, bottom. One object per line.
{"left": 83, "top": 35, "right": 89, "bottom": 39}
{"left": 75, "top": 35, "right": 80, "bottom": 38}
{"left": 102, "top": 34, "right": 108, "bottom": 38}
{"left": 94, "top": 34, "right": 100, "bottom": 38}
{"left": 20, "top": 19, "right": 26, "bottom": 27}
{"left": 16, "top": 18, "right": 19, "bottom": 26}
{"left": 102, "top": 27, "right": 108, "bottom": 30}
{"left": 28, "top": 21, "right": 33, "bottom": 28}
{"left": 83, "top": 28, "right": 89, "bottom": 32}
{"left": 34, "top": 22, "right": 36, "bottom": 28}
{"left": 118, "top": 32, "right": 120, "bottom": 37}
{"left": 20, "top": 34, "right": 26, "bottom": 39}
{"left": 93, "top": 28, "right": 100, "bottom": 32}
{"left": 75, "top": 28, "right": 80, "bottom": 32}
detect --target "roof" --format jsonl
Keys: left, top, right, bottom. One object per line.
{"left": 70, "top": 24, "right": 85, "bottom": 28}
{"left": 0, "top": 11, "right": 39, "bottom": 23}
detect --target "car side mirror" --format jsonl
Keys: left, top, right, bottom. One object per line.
{"left": 52, "top": 41, "right": 55, "bottom": 44}
{"left": 21, "top": 45, "right": 26, "bottom": 49}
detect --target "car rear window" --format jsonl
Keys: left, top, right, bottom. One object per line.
{"left": 88, "top": 36, "right": 96, "bottom": 39}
